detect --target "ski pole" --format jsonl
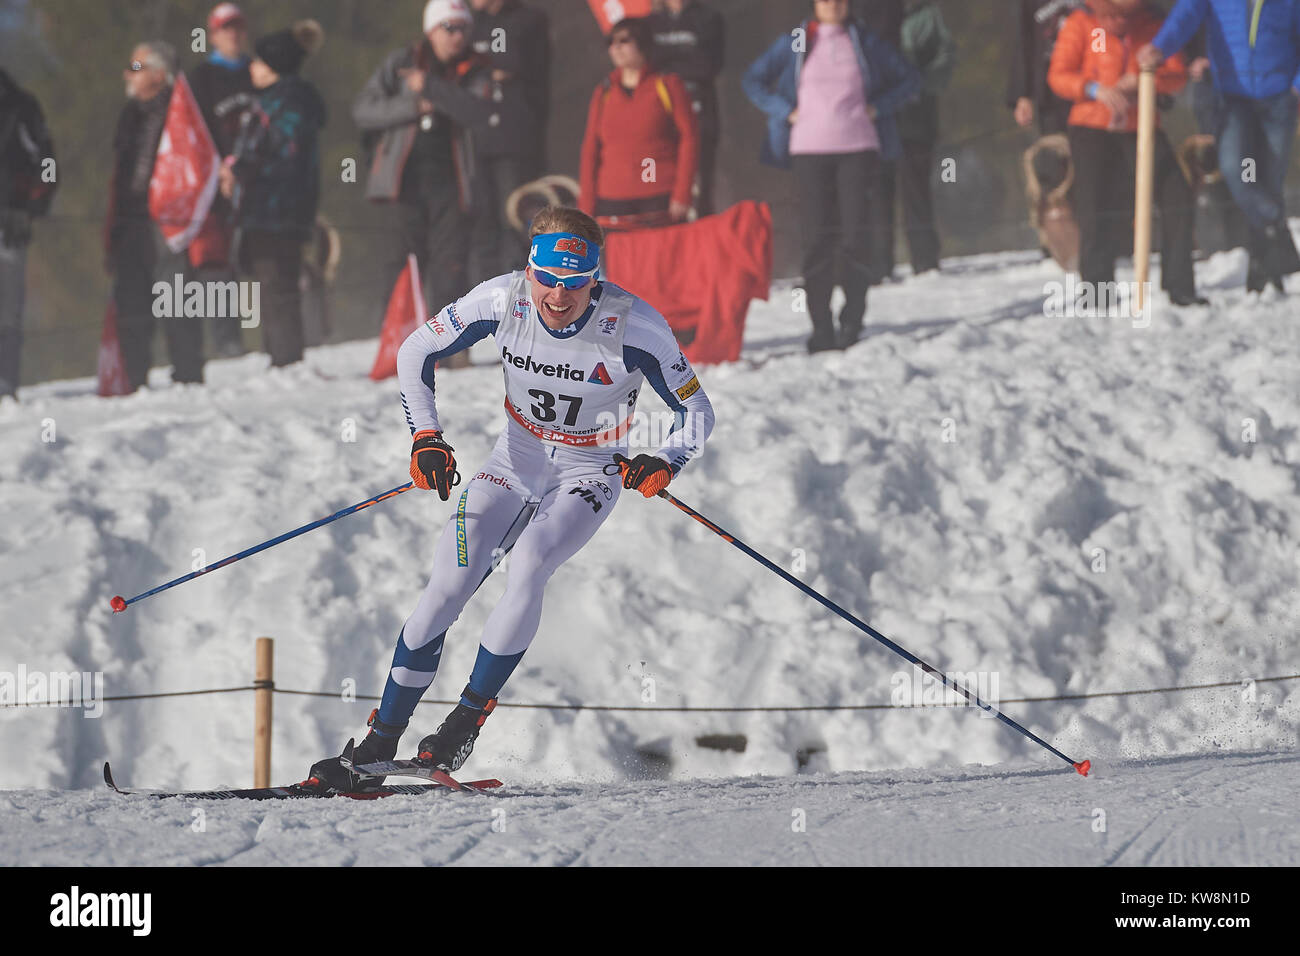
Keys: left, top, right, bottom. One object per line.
{"left": 654, "top": 489, "right": 1091, "bottom": 776}
{"left": 110, "top": 481, "right": 416, "bottom": 613}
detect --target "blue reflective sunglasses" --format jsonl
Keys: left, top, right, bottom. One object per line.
{"left": 529, "top": 261, "right": 598, "bottom": 290}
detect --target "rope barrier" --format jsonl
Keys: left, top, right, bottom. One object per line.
{"left": 4, "top": 672, "right": 1295, "bottom": 712}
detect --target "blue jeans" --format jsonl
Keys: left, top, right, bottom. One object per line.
{"left": 1217, "top": 89, "right": 1299, "bottom": 231}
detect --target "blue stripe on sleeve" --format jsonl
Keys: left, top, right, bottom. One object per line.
{"left": 624, "top": 345, "right": 689, "bottom": 470}
{"left": 419, "top": 318, "right": 499, "bottom": 415}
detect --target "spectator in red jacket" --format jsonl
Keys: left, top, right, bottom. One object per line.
{"left": 579, "top": 17, "right": 699, "bottom": 231}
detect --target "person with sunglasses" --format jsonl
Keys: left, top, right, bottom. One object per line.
{"left": 579, "top": 17, "right": 699, "bottom": 231}
{"left": 354, "top": 0, "right": 495, "bottom": 369}
{"left": 306, "top": 206, "right": 714, "bottom": 790}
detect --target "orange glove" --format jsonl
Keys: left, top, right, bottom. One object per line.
{"left": 613, "top": 453, "right": 672, "bottom": 498}
{"left": 410, "top": 430, "right": 460, "bottom": 500}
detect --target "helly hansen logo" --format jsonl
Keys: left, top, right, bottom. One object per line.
{"left": 568, "top": 485, "right": 603, "bottom": 513}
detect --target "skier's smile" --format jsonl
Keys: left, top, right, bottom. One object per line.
{"left": 527, "top": 265, "right": 595, "bottom": 330}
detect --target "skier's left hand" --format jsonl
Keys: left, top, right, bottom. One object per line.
{"left": 613, "top": 453, "right": 672, "bottom": 498}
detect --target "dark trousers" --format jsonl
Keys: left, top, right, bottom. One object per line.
{"left": 111, "top": 217, "right": 205, "bottom": 389}
{"left": 470, "top": 154, "right": 530, "bottom": 282}
{"left": 878, "top": 141, "right": 941, "bottom": 276}
{"left": 1067, "top": 125, "right": 1196, "bottom": 298}
{"left": 694, "top": 98, "right": 720, "bottom": 217}
{"left": 387, "top": 170, "right": 474, "bottom": 367}
{"left": 239, "top": 230, "right": 304, "bottom": 368}
{"left": 792, "top": 150, "right": 878, "bottom": 345}
{"left": 0, "top": 239, "right": 25, "bottom": 397}
{"left": 197, "top": 262, "right": 246, "bottom": 358}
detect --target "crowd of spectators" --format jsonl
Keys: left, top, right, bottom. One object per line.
{"left": 1, "top": 0, "right": 1298, "bottom": 397}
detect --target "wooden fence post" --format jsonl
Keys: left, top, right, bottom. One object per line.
{"left": 1133, "top": 68, "right": 1157, "bottom": 315}
{"left": 254, "top": 637, "right": 274, "bottom": 788}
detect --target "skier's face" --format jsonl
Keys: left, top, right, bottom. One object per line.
{"left": 527, "top": 265, "right": 595, "bottom": 330}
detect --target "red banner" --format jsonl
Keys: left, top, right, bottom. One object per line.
{"left": 586, "top": 0, "right": 653, "bottom": 35}
{"left": 149, "top": 72, "right": 220, "bottom": 253}
{"left": 369, "top": 255, "right": 427, "bottom": 380}
{"left": 603, "top": 201, "right": 772, "bottom": 365}
{"left": 96, "top": 300, "right": 131, "bottom": 397}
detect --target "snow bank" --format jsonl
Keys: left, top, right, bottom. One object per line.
{"left": 1, "top": 246, "right": 1296, "bottom": 794}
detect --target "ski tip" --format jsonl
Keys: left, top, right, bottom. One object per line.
{"left": 103, "top": 762, "right": 113, "bottom": 786}
{"left": 110, "top": 595, "right": 127, "bottom": 613}
{"left": 1073, "top": 759, "right": 1091, "bottom": 777}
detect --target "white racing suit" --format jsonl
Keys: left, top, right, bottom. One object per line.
{"left": 377, "top": 272, "right": 715, "bottom": 729}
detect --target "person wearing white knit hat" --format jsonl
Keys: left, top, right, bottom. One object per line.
{"left": 423, "top": 0, "right": 473, "bottom": 33}
{"left": 355, "top": 0, "right": 494, "bottom": 369}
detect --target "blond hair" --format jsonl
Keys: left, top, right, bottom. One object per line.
{"left": 528, "top": 206, "right": 604, "bottom": 248}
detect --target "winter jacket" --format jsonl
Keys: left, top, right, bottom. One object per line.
{"left": 895, "top": 0, "right": 956, "bottom": 145}
{"left": 1152, "top": 0, "right": 1300, "bottom": 98}
{"left": 1006, "top": 0, "right": 1084, "bottom": 111}
{"left": 353, "top": 41, "right": 494, "bottom": 207}
{"left": 742, "top": 17, "right": 922, "bottom": 167}
{"left": 1049, "top": 2, "right": 1188, "bottom": 131}
{"left": 470, "top": 0, "right": 550, "bottom": 159}
{"left": 579, "top": 70, "right": 699, "bottom": 212}
{"left": 0, "top": 68, "right": 56, "bottom": 227}
{"left": 649, "top": 1, "right": 726, "bottom": 93}
{"left": 109, "top": 88, "right": 169, "bottom": 228}
{"left": 230, "top": 75, "right": 327, "bottom": 239}
{"left": 190, "top": 54, "right": 254, "bottom": 156}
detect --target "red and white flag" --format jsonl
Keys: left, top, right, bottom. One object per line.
{"left": 96, "top": 300, "right": 131, "bottom": 397}
{"left": 586, "top": 0, "right": 652, "bottom": 35}
{"left": 149, "top": 72, "right": 220, "bottom": 253}
{"left": 369, "top": 255, "right": 427, "bottom": 381}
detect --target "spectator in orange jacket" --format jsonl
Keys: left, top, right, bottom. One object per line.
{"left": 1048, "top": 0, "right": 1205, "bottom": 306}
{"left": 579, "top": 17, "right": 699, "bottom": 231}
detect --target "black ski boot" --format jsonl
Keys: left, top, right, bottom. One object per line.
{"left": 305, "top": 709, "right": 404, "bottom": 792}
{"left": 415, "top": 686, "right": 497, "bottom": 772}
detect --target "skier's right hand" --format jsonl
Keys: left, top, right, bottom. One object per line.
{"left": 410, "top": 430, "right": 460, "bottom": 499}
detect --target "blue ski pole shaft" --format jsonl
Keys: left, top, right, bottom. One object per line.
{"left": 110, "top": 482, "right": 416, "bottom": 613}
{"left": 655, "top": 489, "right": 1090, "bottom": 776}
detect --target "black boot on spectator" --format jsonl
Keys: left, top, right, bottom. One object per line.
{"left": 1263, "top": 220, "right": 1300, "bottom": 292}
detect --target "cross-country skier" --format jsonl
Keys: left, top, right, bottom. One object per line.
{"left": 306, "top": 206, "right": 714, "bottom": 790}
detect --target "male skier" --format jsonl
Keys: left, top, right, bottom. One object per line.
{"left": 307, "top": 206, "right": 714, "bottom": 789}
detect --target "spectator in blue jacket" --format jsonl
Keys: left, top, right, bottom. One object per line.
{"left": 743, "top": 0, "right": 920, "bottom": 352}
{"left": 1139, "top": 0, "right": 1300, "bottom": 293}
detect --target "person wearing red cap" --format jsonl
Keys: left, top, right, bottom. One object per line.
{"left": 189, "top": 3, "right": 253, "bottom": 359}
